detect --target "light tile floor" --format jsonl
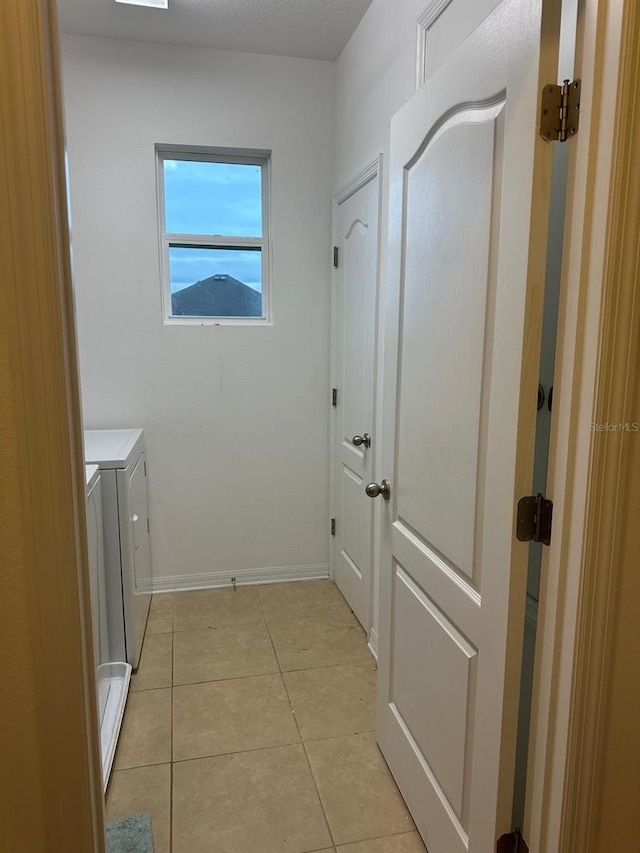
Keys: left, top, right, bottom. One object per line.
{"left": 106, "top": 580, "right": 427, "bottom": 853}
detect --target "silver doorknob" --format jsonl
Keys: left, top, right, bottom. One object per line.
{"left": 352, "top": 433, "right": 371, "bottom": 448}
{"left": 365, "top": 479, "right": 391, "bottom": 500}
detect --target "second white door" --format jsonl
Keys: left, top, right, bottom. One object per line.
{"left": 332, "top": 172, "right": 379, "bottom": 631}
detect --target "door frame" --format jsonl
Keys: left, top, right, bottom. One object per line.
{"left": 329, "top": 154, "right": 384, "bottom": 652}
{"left": 1, "top": 0, "right": 105, "bottom": 850}
{"left": 525, "top": 0, "right": 636, "bottom": 848}
{"left": 563, "top": 3, "right": 640, "bottom": 845}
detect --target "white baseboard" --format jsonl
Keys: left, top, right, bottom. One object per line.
{"left": 140, "top": 563, "right": 330, "bottom": 594}
{"left": 368, "top": 627, "right": 379, "bottom": 661}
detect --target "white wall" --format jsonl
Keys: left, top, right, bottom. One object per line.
{"left": 62, "top": 36, "right": 335, "bottom": 589}
{"left": 335, "top": 0, "right": 504, "bottom": 189}
{"left": 335, "top": 0, "right": 425, "bottom": 191}
{"left": 334, "top": 0, "right": 425, "bottom": 645}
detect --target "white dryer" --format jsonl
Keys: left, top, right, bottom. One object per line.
{"left": 84, "top": 428, "right": 152, "bottom": 669}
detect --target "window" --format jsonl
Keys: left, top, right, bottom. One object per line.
{"left": 156, "top": 146, "right": 270, "bottom": 324}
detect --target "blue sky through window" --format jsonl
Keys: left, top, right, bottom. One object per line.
{"left": 164, "top": 159, "right": 262, "bottom": 293}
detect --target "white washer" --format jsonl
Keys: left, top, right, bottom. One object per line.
{"left": 84, "top": 428, "right": 152, "bottom": 669}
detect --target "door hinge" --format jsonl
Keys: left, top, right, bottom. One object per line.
{"left": 540, "top": 78, "right": 581, "bottom": 142}
{"left": 144, "top": 460, "right": 147, "bottom": 476}
{"left": 331, "top": 518, "right": 336, "bottom": 536}
{"left": 332, "top": 388, "right": 337, "bottom": 407}
{"left": 516, "top": 492, "right": 553, "bottom": 546}
{"left": 333, "top": 246, "right": 339, "bottom": 268}
{"left": 497, "top": 828, "right": 529, "bottom": 853}
{"left": 147, "top": 518, "right": 150, "bottom": 534}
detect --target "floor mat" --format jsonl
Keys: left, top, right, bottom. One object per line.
{"left": 106, "top": 812, "right": 154, "bottom": 853}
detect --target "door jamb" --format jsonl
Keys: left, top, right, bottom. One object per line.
{"left": 525, "top": 0, "right": 632, "bottom": 848}
{"left": 1, "top": 0, "right": 105, "bottom": 849}
{"left": 563, "top": 3, "right": 640, "bottom": 845}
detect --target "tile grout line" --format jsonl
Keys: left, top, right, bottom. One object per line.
{"left": 161, "top": 656, "right": 374, "bottom": 692}
{"left": 169, "top": 739, "right": 300, "bottom": 767}
{"left": 170, "top": 617, "right": 267, "bottom": 634}
{"left": 256, "top": 585, "right": 284, "bottom": 676}
{"left": 111, "top": 759, "right": 171, "bottom": 773}
{"left": 256, "top": 589, "right": 339, "bottom": 850}
{"left": 280, "top": 659, "right": 376, "bottom": 675}
{"left": 116, "top": 723, "right": 381, "bottom": 774}
{"left": 301, "top": 739, "right": 338, "bottom": 851}
{"left": 112, "top": 687, "right": 173, "bottom": 774}
{"left": 138, "top": 660, "right": 378, "bottom": 695}
{"left": 171, "top": 667, "right": 280, "bottom": 689}
{"left": 129, "top": 632, "right": 173, "bottom": 693}
{"left": 353, "top": 827, "right": 426, "bottom": 844}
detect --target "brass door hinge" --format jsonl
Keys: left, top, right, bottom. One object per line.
{"left": 517, "top": 493, "right": 553, "bottom": 546}
{"left": 540, "top": 79, "right": 581, "bottom": 142}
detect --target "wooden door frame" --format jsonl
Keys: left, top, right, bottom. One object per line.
{"left": 525, "top": 0, "right": 638, "bottom": 848}
{"left": 329, "top": 154, "right": 383, "bottom": 651}
{"left": 0, "top": 1, "right": 105, "bottom": 850}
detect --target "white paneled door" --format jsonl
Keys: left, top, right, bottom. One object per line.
{"left": 332, "top": 172, "right": 380, "bottom": 631}
{"left": 375, "top": 1, "right": 561, "bottom": 851}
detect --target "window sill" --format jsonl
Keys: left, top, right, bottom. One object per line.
{"left": 162, "top": 316, "right": 273, "bottom": 327}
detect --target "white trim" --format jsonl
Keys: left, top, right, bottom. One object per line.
{"left": 368, "top": 627, "right": 379, "bottom": 661}
{"left": 141, "top": 563, "right": 329, "bottom": 593}
{"left": 162, "top": 315, "right": 273, "bottom": 328}
{"left": 156, "top": 145, "right": 270, "bottom": 164}
{"left": 417, "top": 0, "right": 453, "bottom": 29}
{"left": 416, "top": 0, "right": 454, "bottom": 89}
{"left": 163, "top": 234, "right": 267, "bottom": 249}
{"left": 329, "top": 208, "right": 338, "bottom": 584}
{"left": 334, "top": 156, "right": 381, "bottom": 205}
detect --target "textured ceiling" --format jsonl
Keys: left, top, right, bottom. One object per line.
{"left": 57, "top": 0, "right": 374, "bottom": 61}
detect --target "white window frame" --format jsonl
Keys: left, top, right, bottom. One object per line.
{"left": 156, "top": 144, "right": 272, "bottom": 326}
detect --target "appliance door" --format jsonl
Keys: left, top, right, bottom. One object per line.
{"left": 119, "top": 452, "right": 152, "bottom": 667}
{"left": 87, "top": 475, "right": 110, "bottom": 675}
